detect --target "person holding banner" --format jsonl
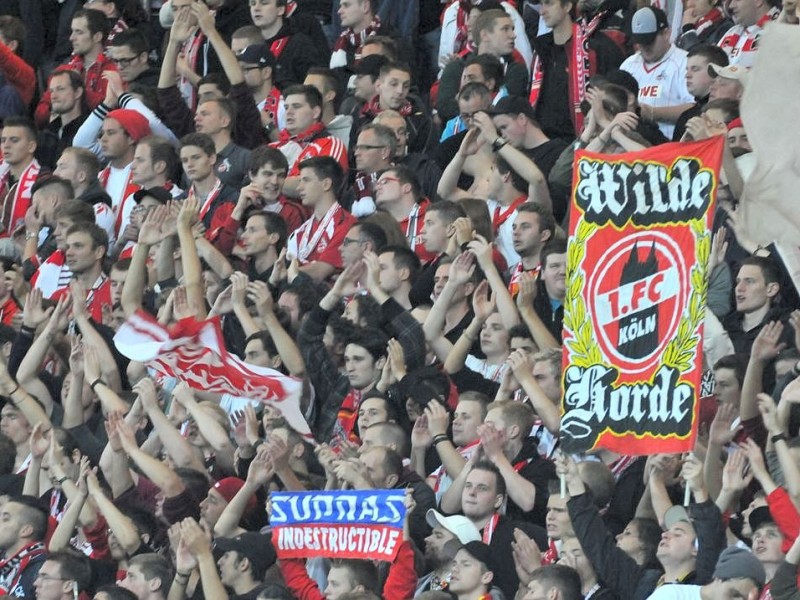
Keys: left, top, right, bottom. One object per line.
{"left": 274, "top": 489, "right": 418, "bottom": 600}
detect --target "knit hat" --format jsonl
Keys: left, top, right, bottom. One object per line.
{"left": 107, "top": 109, "right": 151, "bottom": 142}
{"left": 713, "top": 546, "right": 766, "bottom": 588}
{"left": 212, "top": 477, "right": 257, "bottom": 514}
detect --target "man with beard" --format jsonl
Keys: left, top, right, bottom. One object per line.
{"left": 418, "top": 511, "right": 482, "bottom": 594}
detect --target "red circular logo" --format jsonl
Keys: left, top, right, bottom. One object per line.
{"left": 587, "top": 231, "right": 688, "bottom": 374}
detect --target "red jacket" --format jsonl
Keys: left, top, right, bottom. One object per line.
{"left": 35, "top": 53, "right": 117, "bottom": 128}
{"left": 0, "top": 43, "right": 34, "bottom": 106}
{"left": 767, "top": 486, "right": 800, "bottom": 553}
{"left": 278, "top": 540, "right": 417, "bottom": 600}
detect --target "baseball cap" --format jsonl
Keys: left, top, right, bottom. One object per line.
{"left": 426, "top": 509, "right": 482, "bottom": 544}
{"left": 713, "top": 546, "right": 766, "bottom": 588}
{"left": 663, "top": 505, "right": 694, "bottom": 531}
{"left": 630, "top": 7, "right": 669, "bottom": 46}
{"left": 132, "top": 187, "right": 172, "bottom": 205}
{"left": 353, "top": 54, "right": 390, "bottom": 79}
{"left": 748, "top": 506, "right": 775, "bottom": 534}
{"left": 707, "top": 63, "right": 749, "bottom": 83}
{"left": 460, "top": 541, "right": 497, "bottom": 576}
{"left": 487, "top": 95, "right": 537, "bottom": 121}
{"left": 214, "top": 532, "right": 276, "bottom": 580}
{"left": 236, "top": 44, "right": 276, "bottom": 68}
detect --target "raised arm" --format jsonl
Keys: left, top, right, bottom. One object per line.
{"left": 741, "top": 322, "right": 786, "bottom": 421}
{"left": 423, "top": 252, "right": 476, "bottom": 362}
{"left": 136, "top": 379, "right": 206, "bottom": 472}
{"left": 436, "top": 129, "right": 482, "bottom": 202}
{"left": 192, "top": 2, "right": 243, "bottom": 86}
{"left": 215, "top": 446, "right": 274, "bottom": 538}
{"left": 444, "top": 280, "right": 493, "bottom": 375}
{"left": 117, "top": 418, "right": 186, "bottom": 498}
{"left": 516, "top": 272, "right": 559, "bottom": 350}
{"left": 177, "top": 197, "right": 207, "bottom": 319}
{"left": 123, "top": 206, "right": 170, "bottom": 318}
{"left": 71, "top": 280, "right": 122, "bottom": 392}
{"left": 86, "top": 469, "right": 142, "bottom": 556}
{"left": 182, "top": 518, "right": 229, "bottom": 600}
{"left": 248, "top": 280, "right": 306, "bottom": 377}
{"left": 468, "top": 236, "right": 520, "bottom": 329}
{"left": 172, "top": 383, "right": 235, "bottom": 472}
{"left": 508, "top": 350, "right": 561, "bottom": 434}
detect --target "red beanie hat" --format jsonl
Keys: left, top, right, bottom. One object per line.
{"left": 727, "top": 117, "right": 744, "bottom": 131}
{"left": 107, "top": 109, "right": 151, "bottom": 142}
{"left": 213, "top": 477, "right": 258, "bottom": 514}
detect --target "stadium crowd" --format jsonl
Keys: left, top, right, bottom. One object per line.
{"left": 0, "top": 0, "right": 795, "bottom": 599}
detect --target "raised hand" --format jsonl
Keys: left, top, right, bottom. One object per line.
{"left": 423, "top": 399, "right": 450, "bottom": 437}
{"left": 721, "top": 448, "right": 753, "bottom": 493}
{"left": 458, "top": 128, "right": 484, "bottom": 157}
{"left": 247, "top": 445, "right": 275, "bottom": 487}
{"left": 512, "top": 528, "right": 542, "bottom": 585}
{"left": 230, "top": 272, "right": 249, "bottom": 309}
{"left": 386, "top": 338, "right": 407, "bottom": 382}
{"left": 30, "top": 422, "right": 51, "bottom": 460}
{"left": 447, "top": 251, "right": 476, "bottom": 287}
{"left": 708, "top": 227, "right": 729, "bottom": 272}
{"left": 410, "top": 414, "right": 433, "bottom": 450}
{"left": 178, "top": 197, "right": 199, "bottom": 230}
{"left": 170, "top": 6, "right": 196, "bottom": 44}
{"left": 472, "top": 280, "right": 496, "bottom": 321}
{"left": 133, "top": 378, "right": 160, "bottom": 412}
{"left": 138, "top": 205, "right": 171, "bottom": 245}
{"left": 516, "top": 271, "right": 538, "bottom": 310}
{"left": 751, "top": 321, "right": 787, "bottom": 365}
{"left": 708, "top": 402, "right": 741, "bottom": 447}
{"left": 84, "top": 344, "right": 102, "bottom": 384}
{"left": 22, "top": 288, "right": 52, "bottom": 330}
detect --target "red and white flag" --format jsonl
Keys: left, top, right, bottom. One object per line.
{"left": 114, "top": 310, "right": 313, "bottom": 442}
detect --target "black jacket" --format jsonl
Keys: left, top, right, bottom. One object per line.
{"left": 568, "top": 491, "right": 725, "bottom": 600}
{"left": 266, "top": 21, "right": 328, "bottom": 90}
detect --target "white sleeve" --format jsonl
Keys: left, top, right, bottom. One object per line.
{"left": 119, "top": 93, "right": 180, "bottom": 145}
{"left": 72, "top": 105, "right": 106, "bottom": 160}
{"left": 438, "top": 3, "right": 459, "bottom": 70}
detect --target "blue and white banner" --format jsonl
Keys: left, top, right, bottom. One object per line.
{"left": 270, "top": 490, "right": 406, "bottom": 561}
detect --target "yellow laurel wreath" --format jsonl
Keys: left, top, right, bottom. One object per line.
{"left": 563, "top": 218, "right": 602, "bottom": 367}
{"left": 662, "top": 219, "right": 709, "bottom": 372}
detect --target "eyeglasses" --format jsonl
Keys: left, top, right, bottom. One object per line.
{"left": 354, "top": 144, "right": 386, "bottom": 152}
{"left": 111, "top": 56, "right": 140, "bottom": 67}
{"left": 342, "top": 237, "right": 364, "bottom": 246}
{"left": 376, "top": 177, "right": 400, "bottom": 187}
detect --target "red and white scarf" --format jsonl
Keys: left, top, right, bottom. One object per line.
{"left": 0, "top": 541, "right": 46, "bottom": 595}
{"left": 295, "top": 202, "right": 342, "bottom": 263}
{"left": 188, "top": 179, "right": 224, "bottom": 223}
{"left": 332, "top": 15, "right": 382, "bottom": 64}
{"left": 508, "top": 262, "right": 541, "bottom": 297}
{"left": 278, "top": 121, "right": 327, "bottom": 146}
{"left": 482, "top": 512, "right": 500, "bottom": 544}
{"left": 692, "top": 7, "right": 726, "bottom": 38}
{"left": 492, "top": 194, "right": 527, "bottom": 233}
{"left": 529, "top": 19, "right": 600, "bottom": 134}
{"left": 451, "top": 0, "right": 473, "bottom": 55}
{"left": 0, "top": 159, "right": 40, "bottom": 236}
{"left": 337, "top": 388, "right": 363, "bottom": 443}
{"left": 361, "top": 95, "right": 414, "bottom": 118}
{"left": 99, "top": 164, "right": 139, "bottom": 219}
{"left": 180, "top": 28, "right": 207, "bottom": 109}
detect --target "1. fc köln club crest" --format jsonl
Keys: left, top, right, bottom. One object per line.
{"left": 589, "top": 232, "right": 687, "bottom": 372}
{"left": 560, "top": 137, "right": 724, "bottom": 455}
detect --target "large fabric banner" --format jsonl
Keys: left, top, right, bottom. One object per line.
{"left": 271, "top": 490, "right": 407, "bottom": 561}
{"left": 114, "top": 310, "right": 312, "bottom": 441}
{"left": 561, "top": 137, "right": 724, "bottom": 454}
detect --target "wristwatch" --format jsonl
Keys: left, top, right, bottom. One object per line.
{"left": 491, "top": 136, "right": 508, "bottom": 152}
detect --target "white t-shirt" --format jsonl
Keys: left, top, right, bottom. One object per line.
{"left": 645, "top": 584, "right": 702, "bottom": 600}
{"left": 486, "top": 198, "right": 522, "bottom": 266}
{"left": 621, "top": 45, "right": 694, "bottom": 139}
